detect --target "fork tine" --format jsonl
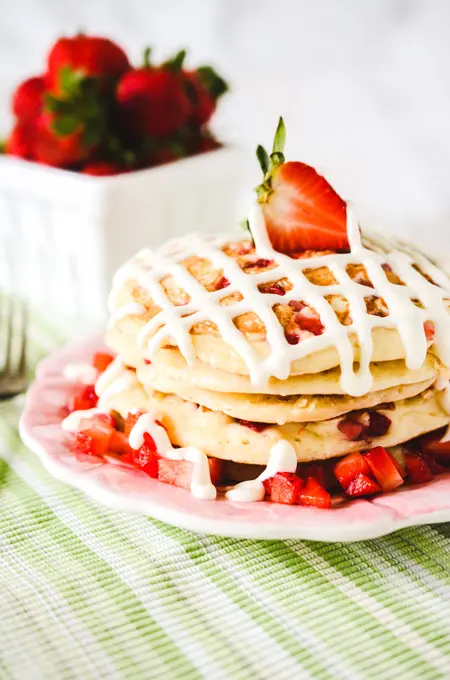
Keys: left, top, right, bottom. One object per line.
{"left": 17, "top": 299, "right": 28, "bottom": 378}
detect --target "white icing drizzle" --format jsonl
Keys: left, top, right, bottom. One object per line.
{"left": 108, "top": 202, "right": 450, "bottom": 398}
{"left": 129, "top": 413, "right": 217, "bottom": 500}
{"left": 62, "top": 408, "right": 105, "bottom": 432}
{"left": 95, "top": 356, "right": 138, "bottom": 408}
{"left": 107, "top": 302, "right": 146, "bottom": 329}
{"left": 225, "top": 440, "right": 297, "bottom": 502}
{"left": 63, "top": 363, "right": 99, "bottom": 385}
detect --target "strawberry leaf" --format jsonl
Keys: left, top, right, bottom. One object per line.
{"left": 256, "top": 145, "right": 270, "bottom": 175}
{"left": 51, "top": 115, "right": 79, "bottom": 137}
{"left": 196, "top": 66, "right": 229, "bottom": 98}
{"left": 164, "top": 49, "right": 187, "bottom": 72}
{"left": 272, "top": 116, "right": 286, "bottom": 155}
{"left": 143, "top": 46, "right": 152, "bottom": 68}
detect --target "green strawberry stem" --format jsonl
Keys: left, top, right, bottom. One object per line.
{"left": 255, "top": 116, "right": 286, "bottom": 201}
{"left": 164, "top": 49, "right": 187, "bottom": 72}
{"left": 196, "top": 66, "right": 229, "bottom": 98}
{"left": 143, "top": 46, "right": 152, "bottom": 67}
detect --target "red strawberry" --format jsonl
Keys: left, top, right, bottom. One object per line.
{"left": 12, "top": 75, "right": 46, "bottom": 121}
{"left": 404, "top": 453, "right": 434, "bottom": 485}
{"left": 334, "top": 452, "right": 371, "bottom": 489}
{"left": 184, "top": 66, "right": 228, "bottom": 127}
{"left": 363, "top": 446, "right": 404, "bottom": 492}
{"left": 236, "top": 419, "right": 270, "bottom": 432}
{"left": 82, "top": 161, "right": 123, "bottom": 176}
{"left": 92, "top": 352, "right": 115, "bottom": 372}
{"left": 255, "top": 118, "right": 349, "bottom": 253}
{"left": 345, "top": 473, "right": 381, "bottom": 497}
{"left": 297, "top": 477, "right": 331, "bottom": 509}
{"left": 337, "top": 416, "right": 364, "bottom": 441}
{"left": 268, "top": 472, "right": 304, "bottom": 505}
{"left": 47, "top": 34, "right": 129, "bottom": 95}
{"left": 67, "top": 384, "right": 98, "bottom": 412}
{"left": 5, "top": 120, "right": 36, "bottom": 159}
{"left": 116, "top": 49, "right": 190, "bottom": 139}
{"left": 124, "top": 410, "right": 147, "bottom": 437}
{"left": 33, "top": 112, "right": 95, "bottom": 167}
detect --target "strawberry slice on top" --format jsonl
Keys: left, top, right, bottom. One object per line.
{"left": 255, "top": 118, "right": 349, "bottom": 254}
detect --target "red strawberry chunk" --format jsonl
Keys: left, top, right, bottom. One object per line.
{"left": 124, "top": 410, "right": 147, "bottom": 437}
{"left": 337, "top": 416, "right": 364, "bottom": 441}
{"left": 404, "top": 453, "right": 434, "bottom": 485}
{"left": 267, "top": 472, "right": 303, "bottom": 505}
{"left": 242, "top": 258, "right": 274, "bottom": 272}
{"left": 285, "top": 329, "right": 301, "bottom": 345}
{"left": 211, "top": 274, "right": 230, "bottom": 291}
{"left": 67, "top": 384, "right": 98, "bottom": 412}
{"left": 158, "top": 457, "right": 223, "bottom": 489}
{"left": 334, "top": 452, "right": 371, "bottom": 489}
{"left": 297, "top": 462, "right": 331, "bottom": 490}
{"left": 365, "top": 412, "right": 391, "bottom": 438}
{"left": 258, "top": 281, "right": 286, "bottom": 296}
{"left": 74, "top": 425, "right": 112, "bottom": 456}
{"left": 131, "top": 440, "right": 159, "bottom": 478}
{"left": 288, "top": 300, "right": 306, "bottom": 312}
{"left": 297, "top": 477, "right": 331, "bottom": 509}
{"left": 421, "top": 453, "right": 447, "bottom": 475}
{"left": 346, "top": 473, "right": 381, "bottom": 497}
{"left": 77, "top": 412, "right": 116, "bottom": 431}
{"left": 294, "top": 313, "right": 324, "bottom": 336}
{"left": 93, "top": 352, "right": 114, "bottom": 373}
{"left": 144, "top": 359, "right": 152, "bottom": 365}
{"left": 364, "top": 446, "right": 404, "bottom": 492}
{"left": 236, "top": 419, "right": 270, "bottom": 432}
{"left": 419, "top": 428, "right": 450, "bottom": 458}
{"left": 424, "top": 321, "right": 435, "bottom": 342}
{"left": 109, "top": 431, "right": 132, "bottom": 456}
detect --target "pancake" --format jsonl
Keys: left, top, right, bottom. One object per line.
{"left": 140, "top": 370, "right": 434, "bottom": 424}
{"left": 138, "top": 347, "right": 443, "bottom": 396}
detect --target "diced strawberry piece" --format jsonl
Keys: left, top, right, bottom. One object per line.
{"left": 262, "top": 477, "right": 273, "bottom": 495}
{"left": 74, "top": 425, "right": 112, "bottom": 456}
{"left": 285, "top": 329, "right": 301, "bottom": 345}
{"left": 288, "top": 300, "right": 306, "bottom": 312}
{"left": 346, "top": 473, "right": 381, "bottom": 497}
{"left": 243, "top": 258, "right": 274, "bottom": 272}
{"left": 268, "top": 472, "right": 304, "bottom": 505}
{"left": 143, "top": 359, "right": 152, "bottom": 365}
{"left": 93, "top": 352, "right": 114, "bottom": 373}
{"left": 130, "top": 441, "right": 159, "bottom": 478}
{"left": 258, "top": 281, "right": 286, "bottom": 296}
{"left": 236, "top": 419, "right": 270, "bottom": 432}
{"left": 124, "top": 410, "right": 147, "bottom": 436}
{"left": 109, "top": 431, "right": 132, "bottom": 456}
{"left": 404, "top": 453, "right": 434, "bottom": 485}
{"left": 297, "top": 477, "right": 331, "bottom": 509}
{"left": 421, "top": 453, "right": 447, "bottom": 475}
{"left": 364, "top": 446, "right": 404, "bottom": 492}
{"left": 157, "top": 456, "right": 223, "bottom": 489}
{"left": 424, "top": 321, "right": 435, "bottom": 342}
{"left": 67, "top": 384, "right": 98, "bottom": 412}
{"left": 419, "top": 428, "right": 450, "bottom": 458}
{"left": 297, "top": 462, "right": 329, "bottom": 489}
{"left": 365, "top": 411, "right": 391, "bottom": 438}
{"left": 211, "top": 274, "right": 230, "bottom": 291}
{"left": 337, "top": 416, "right": 364, "bottom": 441}
{"left": 334, "top": 452, "right": 371, "bottom": 489}
{"left": 294, "top": 312, "right": 324, "bottom": 335}
{"left": 77, "top": 412, "right": 116, "bottom": 431}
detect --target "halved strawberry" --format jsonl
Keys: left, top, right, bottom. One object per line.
{"left": 158, "top": 457, "right": 223, "bottom": 489}
{"left": 67, "top": 384, "right": 98, "bottom": 412}
{"left": 334, "top": 452, "right": 371, "bottom": 489}
{"left": 255, "top": 118, "right": 348, "bottom": 254}
{"left": 404, "top": 453, "right": 434, "bottom": 485}
{"left": 267, "top": 472, "right": 304, "bottom": 505}
{"left": 93, "top": 352, "right": 114, "bottom": 373}
{"left": 297, "top": 477, "right": 331, "bottom": 509}
{"left": 345, "top": 473, "right": 380, "bottom": 497}
{"left": 363, "top": 446, "right": 404, "bottom": 492}
{"left": 124, "top": 409, "right": 147, "bottom": 437}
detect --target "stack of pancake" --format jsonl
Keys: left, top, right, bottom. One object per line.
{"left": 103, "top": 231, "right": 450, "bottom": 481}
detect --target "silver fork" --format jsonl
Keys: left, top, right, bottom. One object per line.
{"left": 0, "top": 294, "right": 28, "bottom": 399}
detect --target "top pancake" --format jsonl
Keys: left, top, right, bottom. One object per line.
{"left": 107, "top": 233, "right": 450, "bottom": 381}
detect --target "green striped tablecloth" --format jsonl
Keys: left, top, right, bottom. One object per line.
{"left": 1, "top": 326, "right": 450, "bottom": 680}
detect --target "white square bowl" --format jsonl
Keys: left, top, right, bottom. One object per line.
{"left": 0, "top": 146, "right": 250, "bottom": 326}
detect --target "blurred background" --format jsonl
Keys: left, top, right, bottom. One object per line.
{"left": 1, "top": 0, "right": 450, "bottom": 247}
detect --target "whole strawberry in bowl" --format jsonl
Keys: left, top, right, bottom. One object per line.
{"left": 0, "top": 33, "right": 245, "bottom": 326}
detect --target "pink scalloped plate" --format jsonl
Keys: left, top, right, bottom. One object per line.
{"left": 19, "top": 334, "right": 450, "bottom": 541}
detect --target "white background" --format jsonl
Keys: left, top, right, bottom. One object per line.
{"left": 1, "top": 0, "right": 450, "bottom": 250}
